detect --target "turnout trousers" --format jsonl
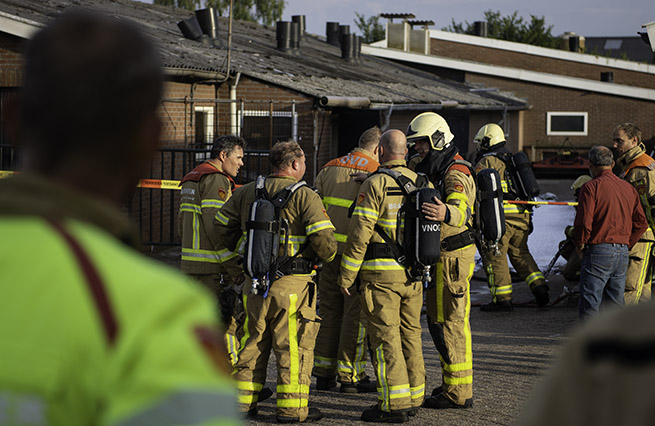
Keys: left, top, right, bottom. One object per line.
{"left": 480, "top": 217, "right": 546, "bottom": 303}
{"left": 234, "top": 275, "right": 320, "bottom": 421}
{"left": 360, "top": 278, "right": 425, "bottom": 412}
{"left": 188, "top": 273, "right": 241, "bottom": 366}
{"left": 426, "top": 244, "right": 476, "bottom": 405}
{"left": 625, "top": 228, "right": 654, "bottom": 304}
{"left": 314, "top": 255, "right": 368, "bottom": 384}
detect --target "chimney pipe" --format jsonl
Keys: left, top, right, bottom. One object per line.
{"left": 195, "top": 8, "right": 220, "bottom": 40}
{"left": 326, "top": 22, "right": 340, "bottom": 46}
{"left": 569, "top": 36, "right": 580, "bottom": 52}
{"left": 355, "top": 35, "right": 362, "bottom": 59}
{"left": 276, "top": 21, "right": 293, "bottom": 52}
{"left": 292, "top": 15, "right": 306, "bottom": 39}
{"left": 339, "top": 24, "right": 350, "bottom": 46}
{"left": 341, "top": 33, "right": 356, "bottom": 62}
{"left": 291, "top": 21, "right": 300, "bottom": 53}
{"left": 474, "top": 21, "right": 488, "bottom": 37}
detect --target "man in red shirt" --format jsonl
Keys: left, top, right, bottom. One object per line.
{"left": 574, "top": 146, "right": 648, "bottom": 320}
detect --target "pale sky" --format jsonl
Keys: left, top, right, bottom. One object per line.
{"left": 282, "top": 0, "right": 653, "bottom": 38}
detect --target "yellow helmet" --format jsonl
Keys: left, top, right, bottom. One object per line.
{"left": 406, "top": 112, "right": 454, "bottom": 150}
{"left": 571, "top": 175, "right": 592, "bottom": 191}
{"left": 474, "top": 123, "right": 506, "bottom": 150}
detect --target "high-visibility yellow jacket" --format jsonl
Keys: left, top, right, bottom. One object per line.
{"left": 315, "top": 148, "right": 379, "bottom": 253}
{"left": 0, "top": 174, "right": 239, "bottom": 426}
{"left": 215, "top": 174, "right": 337, "bottom": 280}
{"left": 617, "top": 143, "right": 655, "bottom": 230}
{"left": 474, "top": 152, "right": 530, "bottom": 224}
{"left": 178, "top": 161, "right": 237, "bottom": 274}
{"left": 337, "top": 160, "right": 431, "bottom": 287}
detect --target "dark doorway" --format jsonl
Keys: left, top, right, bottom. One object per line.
{"left": 336, "top": 109, "right": 381, "bottom": 156}
{"left": 440, "top": 109, "right": 470, "bottom": 155}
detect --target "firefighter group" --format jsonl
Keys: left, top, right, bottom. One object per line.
{"left": 179, "top": 112, "right": 653, "bottom": 423}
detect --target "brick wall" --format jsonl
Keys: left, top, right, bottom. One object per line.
{"left": 158, "top": 76, "right": 336, "bottom": 183}
{"left": 430, "top": 38, "right": 655, "bottom": 89}
{"left": 468, "top": 73, "right": 655, "bottom": 160}
{"left": 0, "top": 33, "right": 25, "bottom": 87}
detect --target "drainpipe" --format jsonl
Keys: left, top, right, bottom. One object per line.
{"left": 230, "top": 72, "right": 241, "bottom": 136}
{"left": 380, "top": 103, "right": 394, "bottom": 131}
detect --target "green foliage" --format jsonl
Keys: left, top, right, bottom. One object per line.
{"left": 445, "top": 10, "right": 559, "bottom": 48}
{"left": 354, "top": 12, "right": 386, "bottom": 43}
{"left": 153, "top": 0, "right": 201, "bottom": 11}
{"left": 208, "top": 0, "right": 285, "bottom": 26}
{"left": 154, "top": 0, "right": 284, "bottom": 26}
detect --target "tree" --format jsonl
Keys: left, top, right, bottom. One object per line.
{"left": 153, "top": 0, "right": 201, "bottom": 10}
{"left": 354, "top": 12, "right": 385, "bottom": 43}
{"left": 445, "top": 10, "right": 559, "bottom": 48}
{"left": 153, "top": 0, "right": 284, "bottom": 27}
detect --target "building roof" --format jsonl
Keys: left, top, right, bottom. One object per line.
{"left": 0, "top": 0, "right": 527, "bottom": 111}
{"left": 367, "top": 29, "right": 655, "bottom": 102}
{"left": 584, "top": 36, "right": 655, "bottom": 64}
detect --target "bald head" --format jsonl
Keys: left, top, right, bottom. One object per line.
{"left": 378, "top": 130, "right": 408, "bottom": 162}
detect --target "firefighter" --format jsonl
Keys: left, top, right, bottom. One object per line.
{"left": 313, "top": 126, "right": 381, "bottom": 393}
{"left": 338, "top": 129, "right": 426, "bottom": 422}
{"left": 215, "top": 140, "right": 337, "bottom": 423}
{"left": 0, "top": 11, "right": 238, "bottom": 425}
{"left": 406, "top": 112, "right": 476, "bottom": 409}
{"left": 179, "top": 135, "right": 245, "bottom": 366}
{"left": 613, "top": 122, "right": 655, "bottom": 303}
{"left": 473, "top": 123, "right": 549, "bottom": 311}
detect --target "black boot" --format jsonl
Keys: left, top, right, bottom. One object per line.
{"left": 480, "top": 300, "right": 513, "bottom": 312}
{"left": 532, "top": 283, "right": 550, "bottom": 307}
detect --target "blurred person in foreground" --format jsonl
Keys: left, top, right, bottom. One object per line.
{"left": 573, "top": 146, "right": 647, "bottom": 320}
{"left": 0, "top": 11, "right": 238, "bottom": 426}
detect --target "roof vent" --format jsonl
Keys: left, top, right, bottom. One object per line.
{"left": 195, "top": 8, "right": 220, "bottom": 42}
{"left": 276, "top": 21, "right": 300, "bottom": 55}
{"left": 341, "top": 33, "right": 356, "bottom": 62}
{"left": 355, "top": 35, "right": 362, "bottom": 60}
{"left": 474, "top": 21, "right": 488, "bottom": 37}
{"left": 292, "top": 15, "right": 306, "bottom": 39}
{"left": 178, "top": 15, "right": 214, "bottom": 46}
{"left": 326, "top": 22, "right": 340, "bottom": 46}
{"left": 601, "top": 71, "right": 614, "bottom": 83}
{"left": 339, "top": 25, "right": 350, "bottom": 46}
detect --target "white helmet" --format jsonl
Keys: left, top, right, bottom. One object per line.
{"left": 406, "top": 112, "right": 455, "bottom": 150}
{"left": 474, "top": 123, "right": 506, "bottom": 150}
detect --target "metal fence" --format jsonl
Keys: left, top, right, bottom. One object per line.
{"left": 0, "top": 99, "right": 303, "bottom": 246}
{"left": 132, "top": 145, "right": 269, "bottom": 246}
{"left": 0, "top": 143, "right": 269, "bottom": 246}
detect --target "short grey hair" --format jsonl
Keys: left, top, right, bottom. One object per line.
{"left": 588, "top": 145, "right": 614, "bottom": 166}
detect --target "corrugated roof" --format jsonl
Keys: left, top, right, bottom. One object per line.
{"left": 0, "top": 0, "right": 528, "bottom": 110}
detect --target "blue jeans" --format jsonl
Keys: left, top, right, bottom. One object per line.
{"left": 579, "top": 243, "right": 628, "bottom": 320}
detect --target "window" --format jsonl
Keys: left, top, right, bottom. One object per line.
{"left": 546, "top": 112, "right": 588, "bottom": 136}
{"left": 239, "top": 110, "right": 298, "bottom": 151}
{"left": 194, "top": 106, "right": 215, "bottom": 161}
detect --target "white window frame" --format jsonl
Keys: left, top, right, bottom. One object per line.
{"left": 194, "top": 106, "right": 215, "bottom": 161}
{"left": 238, "top": 108, "right": 298, "bottom": 141}
{"left": 546, "top": 111, "right": 588, "bottom": 136}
